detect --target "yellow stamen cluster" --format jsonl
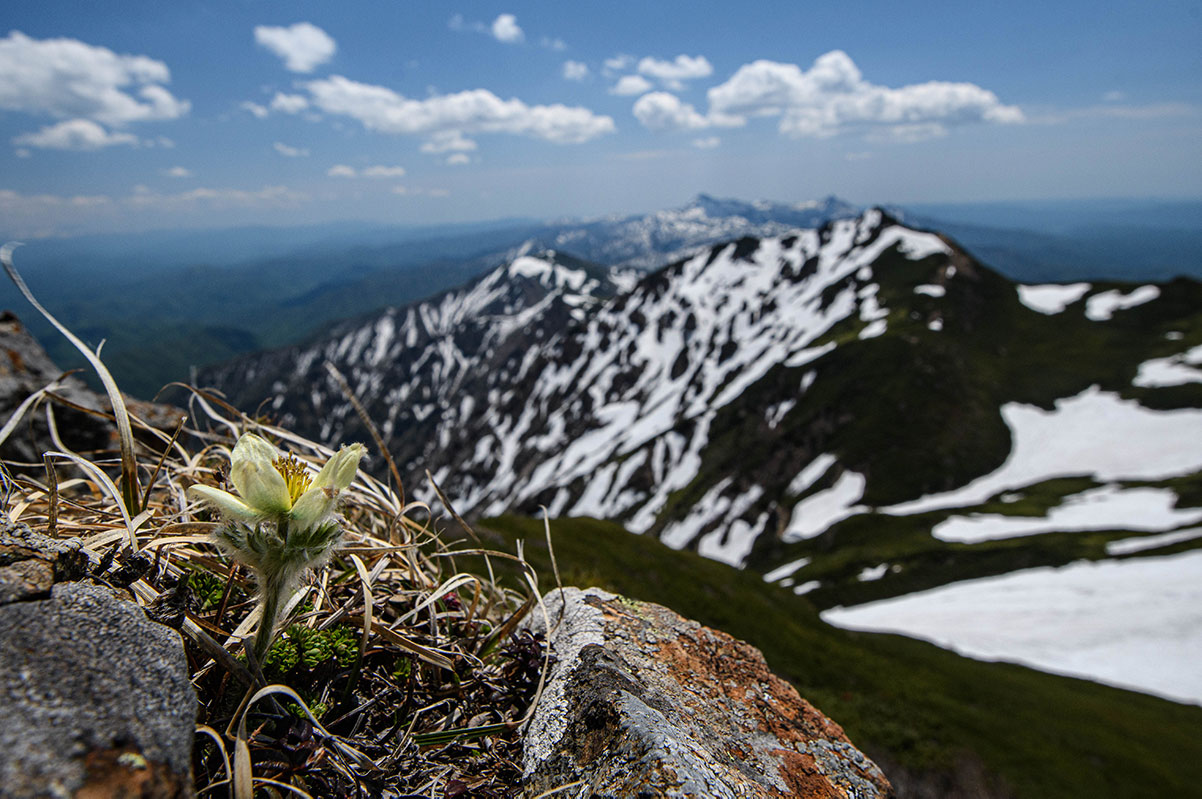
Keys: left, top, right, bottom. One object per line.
{"left": 274, "top": 454, "right": 313, "bottom": 506}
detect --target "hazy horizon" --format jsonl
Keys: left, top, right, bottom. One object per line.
{"left": 2, "top": 1, "right": 1200, "bottom": 239}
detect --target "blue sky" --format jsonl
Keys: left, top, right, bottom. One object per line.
{"left": 1, "top": 0, "right": 1200, "bottom": 237}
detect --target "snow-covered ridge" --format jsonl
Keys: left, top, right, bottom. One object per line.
{"left": 422, "top": 211, "right": 956, "bottom": 555}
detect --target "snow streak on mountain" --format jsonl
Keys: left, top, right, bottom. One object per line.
{"left": 206, "top": 206, "right": 1202, "bottom": 576}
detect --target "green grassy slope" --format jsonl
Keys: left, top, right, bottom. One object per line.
{"left": 477, "top": 515, "right": 1202, "bottom": 799}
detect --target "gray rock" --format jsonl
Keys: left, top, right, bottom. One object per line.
{"left": 521, "top": 587, "right": 893, "bottom": 798}
{"left": 0, "top": 520, "right": 87, "bottom": 604}
{"left": 0, "top": 581, "right": 197, "bottom": 798}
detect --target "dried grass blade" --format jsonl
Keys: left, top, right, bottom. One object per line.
{"left": 348, "top": 553, "right": 373, "bottom": 665}
{"left": 0, "top": 379, "right": 62, "bottom": 448}
{"left": 2, "top": 242, "right": 142, "bottom": 516}
{"left": 355, "top": 617, "right": 454, "bottom": 670}
{"left": 194, "top": 725, "right": 232, "bottom": 789}
{"left": 44, "top": 450, "right": 136, "bottom": 548}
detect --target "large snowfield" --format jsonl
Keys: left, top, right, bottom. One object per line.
{"left": 822, "top": 551, "right": 1202, "bottom": 706}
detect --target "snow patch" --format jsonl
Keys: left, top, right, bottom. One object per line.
{"left": 763, "top": 556, "right": 812, "bottom": 583}
{"left": 784, "top": 469, "right": 867, "bottom": 540}
{"left": 1085, "top": 285, "right": 1160, "bottom": 321}
{"left": 1133, "top": 343, "right": 1202, "bottom": 387}
{"left": 858, "top": 563, "right": 889, "bottom": 582}
{"left": 933, "top": 485, "right": 1202, "bottom": 543}
{"left": 822, "top": 552, "right": 1202, "bottom": 706}
{"left": 886, "top": 386, "right": 1202, "bottom": 516}
{"left": 1017, "top": 283, "right": 1090, "bottom": 315}
{"left": 1106, "top": 527, "right": 1202, "bottom": 556}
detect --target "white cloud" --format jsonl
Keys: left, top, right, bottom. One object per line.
{"left": 611, "top": 75, "right": 654, "bottom": 96}
{"left": 254, "top": 22, "right": 337, "bottom": 73}
{"left": 0, "top": 31, "right": 190, "bottom": 126}
{"left": 542, "top": 37, "right": 567, "bottom": 51}
{"left": 361, "top": 165, "right": 406, "bottom": 178}
{"left": 325, "top": 164, "right": 406, "bottom": 178}
{"left": 632, "top": 92, "right": 711, "bottom": 130}
{"left": 125, "top": 184, "right": 308, "bottom": 208}
{"left": 603, "top": 54, "right": 635, "bottom": 76}
{"left": 241, "top": 101, "right": 269, "bottom": 119}
{"left": 448, "top": 14, "right": 468, "bottom": 32}
{"left": 563, "top": 61, "right": 589, "bottom": 81}
{"left": 1103, "top": 90, "right": 1126, "bottom": 102}
{"left": 445, "top": 153, "right": 471, "bottom": 165}
{"left": 692, "top": 136, "right": 720, "bottom": 149}
{"left": 162, "top": 166, "right": 192, "bottom": 178}
{"left": 638, "top": 54, "right": 713, "bottom": 90}
{"left": 706, "top": 50, "right": 1023, "bottom": 140}
{"left": 270, "top": 92, "right": 310, "bottom": 114}
{"left": 421, "top": 130, "right": 479, "bottom": 153}
{"left": 13, "top": 118, "right": 139, "bottom": 150}
{"left": 273, "top": 141, "right": 309, "bottom": 157}
{"left": 491, "top": 14, "right": 524, "bottom": 44}
{"left": 305, "top": 75, "right": 615, "bottom": 144}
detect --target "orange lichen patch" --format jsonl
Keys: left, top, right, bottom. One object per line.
{"left": 566, "top": 591, "right": 892, "bottom": 798}
{"left": 773, "top": 749, "right": 845, "bottom": 798}
{"left": 76, "top": 747, "right": 189, "bottom": 799}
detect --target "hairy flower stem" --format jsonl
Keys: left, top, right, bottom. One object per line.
{"left": 253, "top": 566, "right": 291, "bottom": 662}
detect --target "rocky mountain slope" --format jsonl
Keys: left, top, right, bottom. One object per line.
{"left": 204, "top": 209, "right": 1202, "bottom": 704}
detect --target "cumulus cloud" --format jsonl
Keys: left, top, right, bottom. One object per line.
{"left": 12, "top": 118, "right": 140, "bottom": 150}
{"left": 705, "top": 50, "right": 1023, "bottom": 140}
{"left": 255, "top": 22, "right": 336, "bottom": 73}
{"left": 692, "top": 136, "right": 720, "bottom": 149}
{"left": 445, "top": 153, "right": 471, "bottom": 165}
{"left": 361, "top": 165, "right": 406, "bottom": 178}
{"left": 491, "top": 14, "right": 524, "bottom": 44}
{"left": 603, "top": 54, "right": 635, "bottom": 76}
{"left": 611, "top": 75, "right": 653, "bottom": 96}
{"left": 0, "top": 31, "right": 190, "bottom": 127}
{"left": 241, "top": 101, "right": 269, "bottom": 119}
{"left": 632, "top": 92, "right": 712, "bottom": 130}
{"left": 305, "top": 75, "right": 615, "bottom": 144}
{"left": 420, "top": 130, "right": 479, "bottom": 153}
{"left": 162, "top": 166, "right": 192, "bottom": 178}
{"left": 270, "top": 92, "right": 310, "bottom": 114}
{"left": 563, "top": 61, "right": 589, "bottom": 81}
{"left": 325, "top": 164, "right": 405, "bottom": 178}
{"left": 638, "top": 55, "right": 713, "bottom": 89}
{"left": 273, "top": 141, "right": 309, "bottom": 157}
{"left": 542, "top": 37, "right": 567, "bottom": 51}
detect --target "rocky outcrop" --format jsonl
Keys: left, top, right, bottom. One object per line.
{"left": 521, "top": 587, "right": 893, "bottom": 798}
{"left": 0, "top": 522, "right": 197, "bottom": 798}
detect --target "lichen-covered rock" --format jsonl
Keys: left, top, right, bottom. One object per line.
{"left": 0, "top": 581, "right": 197, "bottom": 798}
{"left": 0, "top": 519, "right": 87, "bottom": 604}
{"left": 521, "top": 587, "right": 893, "bottom": 798}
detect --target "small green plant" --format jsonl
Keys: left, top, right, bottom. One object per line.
{"left": 188, "top": 433, "right": 365, "bottom": 659}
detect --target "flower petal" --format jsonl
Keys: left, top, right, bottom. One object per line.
{"left": 231, "top": 433, "right": 278, "bottom": 466}
{"left": 238, "top": 459, "right": 293, "bottom": 514}
{"left": 188, "top": 484, "right": 262, "bottom": 524}
{"left": 289, "top": 486, "right": 337, "bottom": 532}
{"left": 310, "top": 443, "right": 365, "bottom": 491}
{"left": 229, "top": 433, "right": 292, "bottom": 514}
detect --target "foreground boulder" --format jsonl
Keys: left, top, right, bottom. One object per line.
{"left": 521, "top": 587, "right": 893, "bottom": 798}
{"left": 0, "top": 569, "right": 197, "bottom": 798}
